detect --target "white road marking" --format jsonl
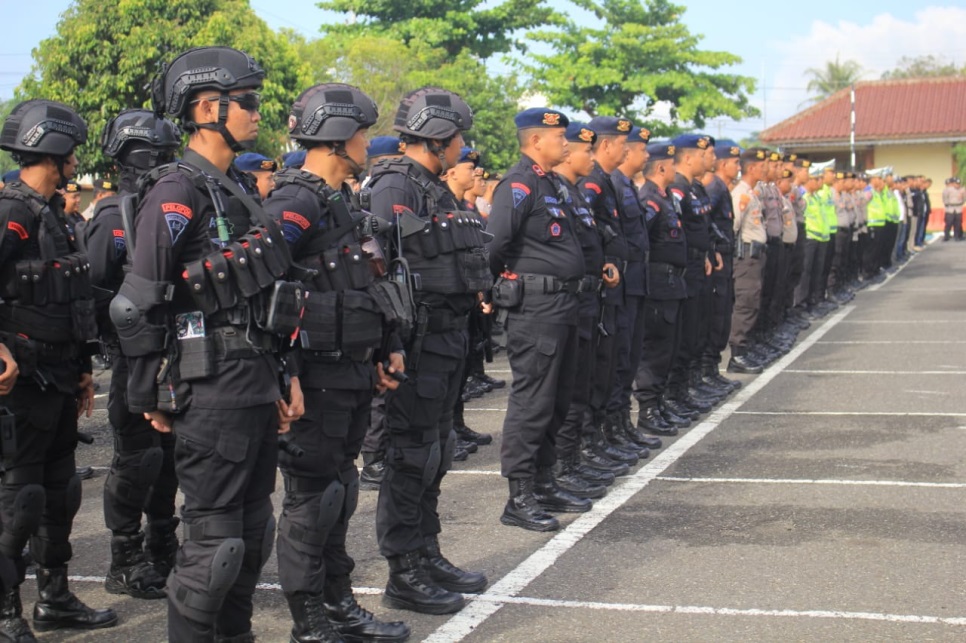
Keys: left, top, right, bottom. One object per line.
{"left": 817, "top": 340, "right": 966, "bottom": 345}
{"left": 656, "top": 476, "right": 966, "bottom": 489}
{"left": 423, "top": 305, "right": 855, "bottom": 643}
{"left": 839, "top": 320, "right": 963, "bottom": 324}
{"left": 446, "top": 469, "right": 502, "bottom": 476}
{"left": 782, "top": 369, "right": 966, "bottom": 375}
{"left": 736, "top": 411, "right": 966, "bottom": 417}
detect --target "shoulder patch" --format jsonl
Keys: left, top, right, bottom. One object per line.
{"left": 511, "top": 182, "right": 531, "bottom": 208}
{"left": 113, "top": 229, "right": 126, "bottom": 255}
{"left": 392, "top": 204, "right": 415, "bottom": 217}
{"left": 584, "top": 182, "right": 602, "bottom": 195}
{"left": 532, "top": 164, "right": 546, "bottom": 177}
{"left": 161, "top": 202, "right": 193, "bottom": 219}
{"left": 283, "top": 210, "right": 311, "bottom": 230}
{"left": 670, "top": 188, "right": 684, "bottom": 200}
{"left": 7, "top": 221, "right": 27, "bottom": 240}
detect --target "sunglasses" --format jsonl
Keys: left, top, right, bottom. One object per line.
{"left": 192, "top": 92, "right": 262, "bottom": 113}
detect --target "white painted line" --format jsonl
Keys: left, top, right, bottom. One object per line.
{"left": 865, "top": 233, "right": 932, "bottom": 293}
{"left": 423, "top": 305, "right": 855, "bottom": 643}
{"left": 839, "top": 320, "right": 963, "bottom": 324}
{"left": 463, "top": 408, "right": 509, "bottom": 412}
{"left": 783, "top": 369, "right": 966, "bottom": 375}
{"left": 465, "top": 594, "right": 966, "bottom": 627}
{"left": 446, "top": 469, "right": 502, "bottom": 476}
{"left": 656, "top": 476, "right": 966, "bottom": 489}
{"left": 736, "top": 411, "right": 966, "bottom": 417}
{"left": 817, "top": 340, "right": 966, "bottom": 345}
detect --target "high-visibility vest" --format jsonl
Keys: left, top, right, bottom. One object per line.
{"left": 867, "top": 188, "right": 887, "bottom": 227}
{"left": 804, "top": 192, "right": 829, "bottom": 241}
{"left": 884, "top": 189, "right": 901, "bottom": 223}
{"left": 818, "top": 185, "right": 837, "bottom": 234}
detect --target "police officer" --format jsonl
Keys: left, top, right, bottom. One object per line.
{"left": 78, "top": 109, "right": 182, "bottom": 601}
{"left": 61, "top": 180, "right": 83, "bottom": 234}
{"left": 634, "top": 141, "right": 690, "bottom": 433}
{"left": 116, "top": 46, "right": 305, "bottom": 641}
{"left": 234, "top": 153, "right": 277, "bottom": 200}
{"left": 0, "top": 99, "right": 118, "bottom": 638}
{"left": 490, "top": 108, "right": 593, "bottom": 532}
{"left": 264, "top": 83, "right": 410, "bottom": 643}
{"left": 942, "top": 176, "right": 964, "bottom": 241}
{"left": 797, "top": 166, "right": 830, "bottom": 315}
{"left": 365, "top": 87, "right": 488, "bottom": 615}
{"left": 727, "top": 148, "right": 768, "bottom": 374}
{"left": 701, "top": 139, "right": 741, "bottom": 391}
{"left": 783, "top": 155, "right": 812, "bottom": 324}
{"left": 579, "top": 117, "right": 642, "bottom": 465}
{"left": 552, "top": 122, "right": 625, "bottom": 486}
{"left": 608, "top": 126, "right": 663, "bottom": 452}
{"left": 754, "top": 152, "right": 788, "bottom": 353}
{"left": 863, "top": 168, "right": 890, "bottom": 283}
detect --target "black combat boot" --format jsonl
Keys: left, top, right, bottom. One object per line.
{"left": 32, "top": 566, "right": 117, "bottom": 632}
{"left": 552, "top": 456, "right": 607, "bottom": 499}
{"left": 591, "top": 421, "right": 638, "bottom": 465}
{"left": 637, "top": 405, "right": 678, "bottom": 436}
{"left": 620, "top": 409, "right": 663, "bottom": 450}
{"left": 569, "top": 449, "right": 615, "bottom": 486}
{"left": 454, "top": 423, "right": 493, "bottom": 446}
{"left": 578, "top": 435, "right": 630, "bottom": 477}
{"left": 705, "top": 362, "right": 741, "bottom": 391}
{"left": 360, "top": 453, "right": 386, "bottom": 490}
{"left": 383, "top": 552, "right": 464, "bottom": 615}
{"left": 727, "top": 348, "right": 764, "bottom": 375}
{"left": 0, "top": 586, "right": 36, "bottom": 642}
{"left": 285, "top": 591, "right": 345, "bottom": 643}
{"left": 104, "top": 531, "right": 167, "bottom": 599}
{"left": 501, "top": 478, "right": 560, "bottom": 532}
{"left": 422, "top": 536, "right": 487, "bottom": 594}
{"left": 323, "top": 575, "right": 410, "bottom": 643}
{"left": 662, "top": 392, "right": 699, "bottom": 421}
{"left": 603, "top": 413, "right": 648, "bottom": 458}
{"left": 534, "top": 468, "right": 592, "bottom": 513}
{"left": 144, "top": 517, "right": 179, "bottom": 578}
{"left": 658, "top": 398, "right": 692, "bottom": 428}
{"left": 688, "top": 370, "right": 725, "bottom": 402}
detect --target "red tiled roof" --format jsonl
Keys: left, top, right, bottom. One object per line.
{"left": 760, "top": 76, "right": 966, "bottom": 144}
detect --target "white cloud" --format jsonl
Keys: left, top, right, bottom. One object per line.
{"left": 761, "top": 6, "right": 966, "bottom": 127}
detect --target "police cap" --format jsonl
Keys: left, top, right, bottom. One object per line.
{"left": 588, "top": 116, "right": 633, "bottom": 136}
{"left": 714, "top": 139, "right": 741, "bottom": 159}
{"left": 281, "top": 150, "right": 306, "bottom": 170}
{"left": 739, "top": 147, "right": 769, "bottom": 162}
{"left": 671, "top": 133, "right": 712, "bottom": 150}
{"left": 368, "top": 136, "right": 405, "bottom": 158}
{"left": 565, "top": 122, "right": 596, "bottom": 145}
{"left": 627, "top": 126, "right": 651, "bottom": 144}
{"left": 457, "top": 147, "right": 481, "bottom": 166}
{"left": 235, "top": 152, "right": 277, "bottom": 173}
{"left": 646, "top": 141, "right": 676, "bottom": 161}
{"left": 514, "top": 108, "right": 569, "bottom": 130}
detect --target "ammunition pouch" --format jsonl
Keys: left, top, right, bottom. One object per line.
{"left": 367, "top": 277, "right": 414, "bottom": 339}
{"left": 300, "top": 289, "right": 383, "bottom": 362}
{"left": 403, "top": 210, "right": 494, "bottom": 295}
{"left": 492, "top": 275, "right": 523, "bottom": 309}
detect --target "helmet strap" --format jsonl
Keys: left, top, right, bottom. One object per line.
{"left": 332, "top": 142, "right": 364, "bottom": 178}
{"left": 192, "top": 94, "right": 253, "bottom": 153}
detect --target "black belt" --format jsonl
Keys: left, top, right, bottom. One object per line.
{"left": 519, "top": 273, "right": 587, "bottom": 294}
{"left": 303, "top": 346, "right": 375, "bottom": 363}
{"left": 209, "top": 325, "right": 274, "bottom": 358}
{"left": 649, "top": 261, "right": 686, "bottom": 277}
{"left": 580, "top": 276, "right": 602, "bottom": 292}
{"left": 0, "top": 331, "right": 83, "bottom": 362}
{"left": 687, "top": 247, "right": 708, "bottom": 261}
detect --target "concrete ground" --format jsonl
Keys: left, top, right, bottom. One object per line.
{"left": 45, "top": 235, "right": 966, "bottom": 641}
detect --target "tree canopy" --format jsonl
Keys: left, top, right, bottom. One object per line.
{"left": 804, "top": 55, "right": 863, "bottom": 104}
{"left": 882, "top": 55, "right": 965, "bottom": 80}
{"left": 519, "top": 0, "right": 758, "bottom": 135}
{"left": 18, "top": 0, "right": 310, "bottom": 175}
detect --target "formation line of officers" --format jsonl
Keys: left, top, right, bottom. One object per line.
{"left": 0, "top": 44, "right": 934, "bottom": 642}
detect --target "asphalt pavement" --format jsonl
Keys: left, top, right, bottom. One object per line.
{"left": 51, "top": 236, "right": 966, "bottom": 641}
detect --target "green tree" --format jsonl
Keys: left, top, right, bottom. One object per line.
{"left": 0, "top": 99, "right": 16, "bottom": 177}
{"left": 317, "top": 0, "right": 557, "bottom": 59}
{"left": 520, "top": 0, "right": 758, "bottom": 135}
{"left": 882, "top": 55, "right": 965, "bottom": 80}
{"left": 18, "top": 0, "right": 311, "bottom": 175}
{"left": 953, "top": 144, "right": 966, "bottom": 184}
{"left": 804, "top": 54, "right": 863, "bottom": 104}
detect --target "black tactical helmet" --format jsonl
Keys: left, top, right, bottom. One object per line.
{"left": 0, "top": 99, "right": 88, "bottom": 159}
{"left": 289, "top": 83, "right": 378, "bottom": 145}
{"left": 102, "top": 109, "right": 182, "bottom": 160}
{"left": 152, "top": 46, "right": 264, "bottom": 120}
{"left": 393, "top": 87, "right": 473, "bottom": 140}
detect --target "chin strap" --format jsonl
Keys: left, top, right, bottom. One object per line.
{"left": 332, "top": 143, "right": 364, "bottom": 178}
{"left": 190, "top": 94, "right": 253, "bottom": 153}
{"left": 428, "top": 140, "right": 452, "bottom": 174}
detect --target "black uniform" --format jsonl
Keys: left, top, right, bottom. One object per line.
{"left": 0, "top": 181, "right": 97, "bottom": 592}
{"left": 489, "top": 156, "right": 584, "bottom": 478}
{"left": 579, "top": 164, "right": 627, "bottom": 424}
{"left": 367, "top": 158, "right": 490, "bottom": 557}
{"left": 264, "top": 169, "right": 384, "bottom": 598}
{"left": 555, "top": 175, "right": 604, "bottom": 459}
{"left": 702, "top": 174, "right": 735, "bottom": 369}
{"left": 126, "top": 151, "right": 286, "bottom": 641}
{"left": 80, "top": 187, "right": 178, "bottom": 560}
{"left": 668, "top": 174, "right": 714, "bottom": 393}
{"left": 608, "top": 169, "right": 649, "bottom": 417}
{"left": 634, "top": 181, "right": 687, "bottom": 407}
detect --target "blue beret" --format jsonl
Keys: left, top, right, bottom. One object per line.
{"left": 670, "top": 133, "right": 712, "bottom": 150}
{"left": 565, "top": 122, "right": 596, "bottom": 144}
{"left": 514, "top": 108, "right": 569, "bottom": 130}
{"left": 714, "top": 139, "right": 741, "bottom": 159}
{"left": 627, "top": 126, "right": 651, "bottom": 144}
{"left": 281, "top": 150, "right": 306, "bottom": 169}
{"left": 588, "top": 116, "right": 633, "bottom": 136}
{"left": 458, "top": 147, "right": 481, "bottom": 166}
{"left": 235, "top": 153, "right": 277, "bottom": 173}
{"left": 1, "top": 170, "right": 20, "bottom": 184}
{"left": 368, "top": 136, "right": 406, "bottom": 159}
{"left": 646, "top": 141, "right": 676, "bottom": 161}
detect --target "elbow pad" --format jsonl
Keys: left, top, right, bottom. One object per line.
{"left": 109, "top": 273, "right": 174, "bottom": 357}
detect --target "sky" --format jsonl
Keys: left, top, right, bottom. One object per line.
{"left": 4, "top": 0, "right": 966, "bottom": 141}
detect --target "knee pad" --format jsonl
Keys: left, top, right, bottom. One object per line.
{"left": 0, "top": 484, "right": 44, "bottom": 558}
{"left": 439, "top": 428, "right": 457, "bottom": 476}
{"left": 138, "top": 445, "right": 164, "bottom": 487}
{"left": 64, "top": 474, "right": 82, "bottom": 521}
{"left": 422, "top": 439, "right": 441, "bottom": 488}
{"left": 169, "top": 537, "right": 245, "bottom": 625}
{"left": 316, "top": 479, "right": 345, "bottom": 539}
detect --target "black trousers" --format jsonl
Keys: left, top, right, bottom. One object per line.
{"left": 945, "top": 211, "right": 963, "bottom": 240}
{"left": 557, "top": 313, "right": 597, "bottom": 457}
{"left": 361, "top": 392, "right": 387, "bottom": 456}
{"left": 797, "top": 238, "right": 827, "bottom": 308}
{"left": 784, "top": 224, "right": 807, "bottom": 310}
{"left": 729, "top": 255, "right": 763, "bottom": 350}
{"left": 376, "top": 330, "right": 465, "bottom": 558}
{"left": 591, "top": 304, "right": 619, "bottom": 422}
{"left": 167, "top": 404, "right": 278, "bottom": 642}
{"left": 704, "top": 254, "right": 734, "bottom": 365}
{"left": 500, "top": 308, "right": 578, "bottom": 479}
{"left": 880, "top": 222, "right": 899, "bottom": 269}
{"left": 669, "top": 263, "right": 710, "bottom": 388}
{"left": 633, "top": 298, "right": 682, "bottom": 406}
{"left": 608, "top": 293, "right": 647, "bottom": 414}
{"left": 277, "top": 385, "right": 370, "bottom": 595}
{"left": 767, "top": 244, "right": 792, "bottom": 326}
{"left": 863, "top": 227, "right": 884, "bottom": 277}
{"left": 0, "top": 384, "right": 80, "bottom": 586}
{"left": 821, "top": 232, "right": 836, "bottom": 300}
{"left": 757, "top": 241, "right": 784, "bottom": 333}
{"left": 103, "top": 351, "right": 177, "bottom": 535}
{"left": 830, "top": 228, "right": 852, "bottom": 291}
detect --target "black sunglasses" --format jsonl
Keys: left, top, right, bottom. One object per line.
{"left": 192, "top": 92, "right": 262, "bottom": 112}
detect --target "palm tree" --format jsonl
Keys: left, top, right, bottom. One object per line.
{"left": 803, "top": 55, "right": 863, "bottom": 105}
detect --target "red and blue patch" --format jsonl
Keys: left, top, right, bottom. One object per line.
{"left": 112, "top": 228, "right": 126, "bottom": 255}
{"left": 161, "top": 202, "right": 192, "bottom": 244}
{"left": 7, "top": 221, "right": 27, "bottom": 240}
{"left": 511, "top": 182, "right": 531, "bottom": 207}
{"left": 549, "top": 221, "right": 562, "bottom": 238}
